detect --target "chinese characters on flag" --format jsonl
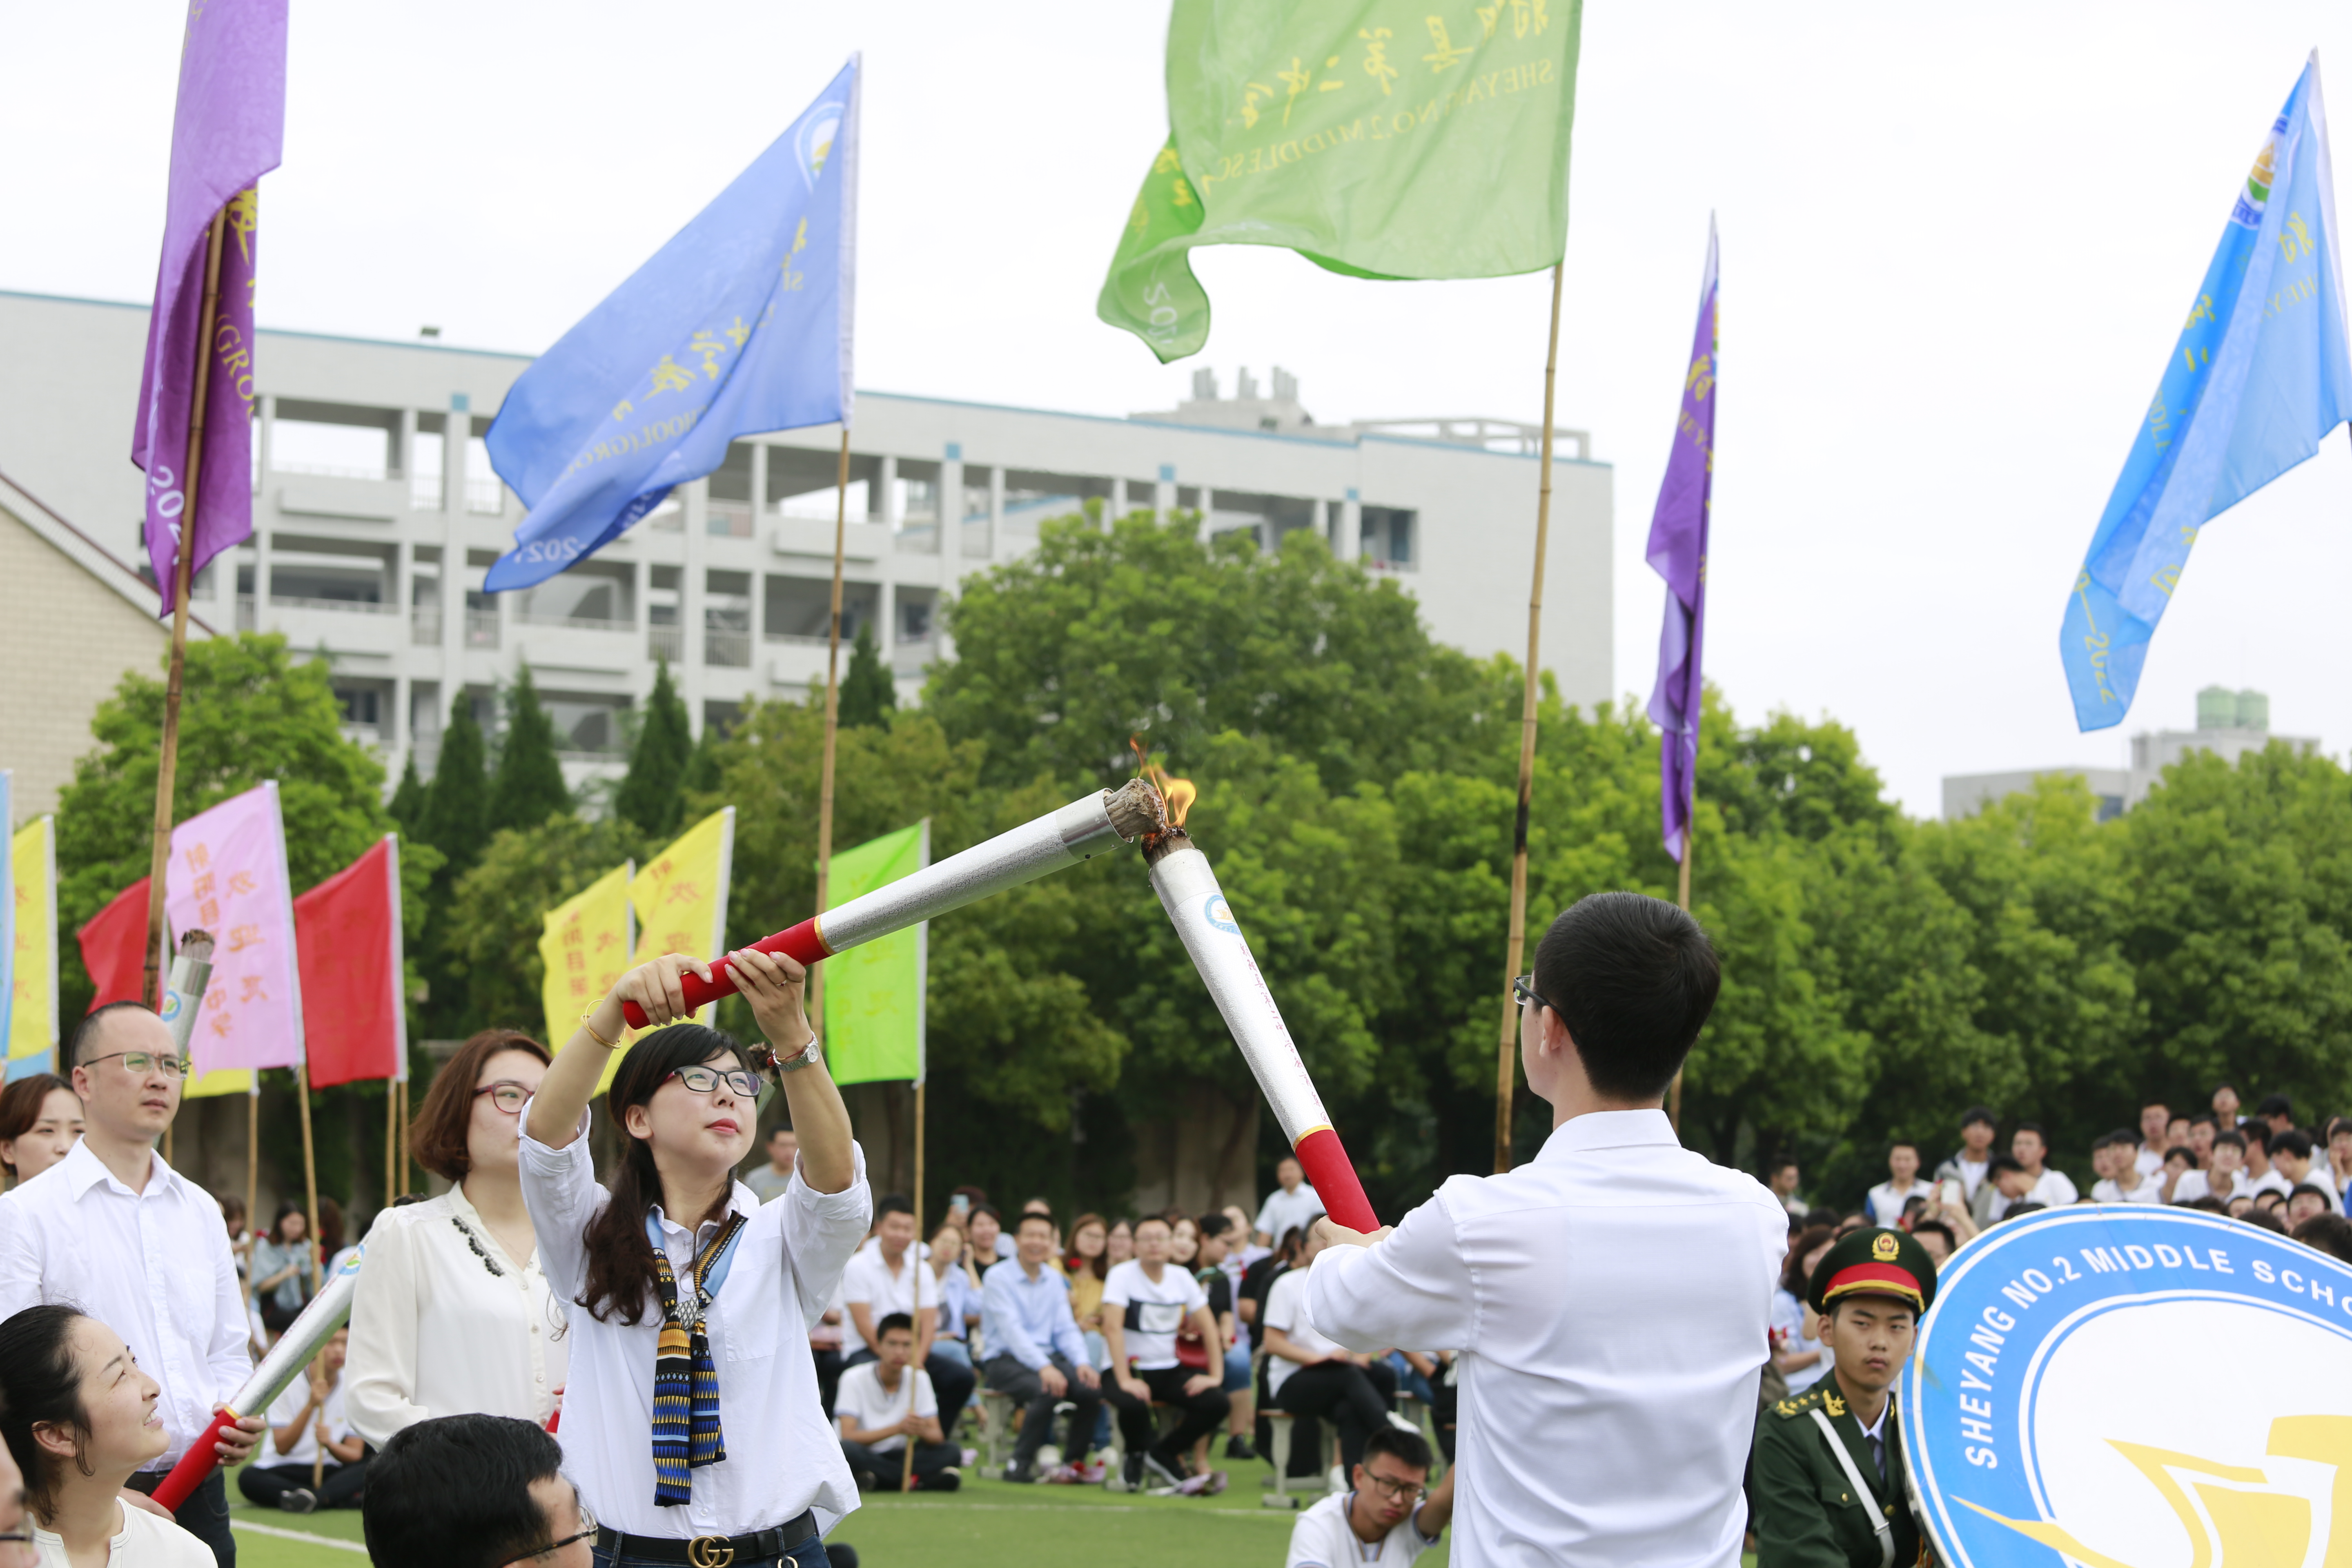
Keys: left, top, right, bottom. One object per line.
{"left": 164, "top": 782, "right": 303, "bottom": 1073}
{"left": 11, "top": 815, "right": 60, "bottom": 1075}
{"left": 540, "top": 862, "right": 635, "bottom": 1092}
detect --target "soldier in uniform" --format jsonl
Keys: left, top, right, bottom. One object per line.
{"left": 1754, "top": 1226, "right": 1939, "bottom": 1568}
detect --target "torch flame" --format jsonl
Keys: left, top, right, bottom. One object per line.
{"left": 1127, "top": 736, "right": 1198, "bottom": 831}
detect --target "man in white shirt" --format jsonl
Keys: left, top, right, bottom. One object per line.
{"left": 1286, "top": 1427, "right": 1457, "bottom": 1568}
{"left": 2009, "top": 1123, "right": 2079, "bottom": 1209}
{"left": 2173, "top": 1130, "right": 2251, "bottom": 1205}
{"left": 1101, "top": 1215, "right": 1229, "bottom": 1490}
{"left": 1932, "top": 1107, "right": 1998, "bottom": 1203}
{"left": 2264, "top": 1129, "right": 2339, "bottom": 1212}
{"left": 1255, "top": 1156, "right": 1326, "bottom": 1249}
{"left": 1863, "top": 1141, "right": 1932, "bottom": 1226}
{"left": 2135, "top": 1101, "right": 2171, "bottom": 1180}
{"left": 835, "top": 1312, "right": 961, "bottom": 1491}
{"left": 1309, "top": 892, "right": 1787, "bottom": 1567}
{"left": 840, "top": 1194, "right": 973, "bottom": 1424}
{"left": 0, "top": 1002, "right": 264, "bottom": 1567}
{"left": 2089, "top": 1130, "right": 2162, "bottom": 1203}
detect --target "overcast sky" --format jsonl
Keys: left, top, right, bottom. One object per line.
{"left": 7, "top": 2, "right": 2352, "bottom": 816}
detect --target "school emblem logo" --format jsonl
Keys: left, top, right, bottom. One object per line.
{"left": 1905, "top": 1206, "right": 2352, "bottom": 1568}
{"left": 1203, "top": 893, "right": 1241, "bottom": 935}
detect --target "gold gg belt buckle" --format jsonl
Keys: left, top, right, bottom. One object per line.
{"left": 686, "top": 1536, "right": 736, "bottom": 1568}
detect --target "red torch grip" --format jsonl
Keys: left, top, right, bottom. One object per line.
{"left": 149, "top": 1409, "right": 236, "bottom": 1512}
{"left": 619, "top": 919, "right": 830, "bottom": 1031}
{"left": 1294, "top": 1126, "right": 1379, "bottom": 1232}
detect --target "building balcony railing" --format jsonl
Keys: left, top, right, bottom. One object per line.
{"left": 465, "top": 477, "right": 506, "bottom": 515}
{"left": 410, "top": 605, "right": 442, "bottom": 646}
{"left": 235, "top": 595, "right": 257, "bottom": 631}
{"left": 410, "top": 478, "right": 444, "bottom": 511}
{"left": 647, "top": 624, "right": 684, "bottom": 662}
{"left": 704, "top": 628, "right": 752, "bottom": 668}
{"left": 465, "top": 610, "right": 501, "bottom": 649}
{"left": 274, "top": 461, "right": 395, "bottom": 483}
{"left": 516, "top": 612, "right": 636, "bottom": 633}
{"left": 272, "top": 594, "right": 397, "bottom": 615}
{"left": 706, "top": 502, "right": 755, "bottom": 539}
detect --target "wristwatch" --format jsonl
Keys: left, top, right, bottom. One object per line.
{"left": 771, "top": 1035, "right": 824, "bottom": 1074}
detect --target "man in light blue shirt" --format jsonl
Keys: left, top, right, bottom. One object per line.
{"left": 980, "top": 1209, "right": 1101, "bottom": 1482}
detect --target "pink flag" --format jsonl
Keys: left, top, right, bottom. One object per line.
{"left": 165, "top": 782, "right": 303, "bottom": 1072}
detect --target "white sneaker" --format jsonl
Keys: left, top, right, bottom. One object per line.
{"left": 1388, "top": 1411, "right": 1421, "bottom": 1434}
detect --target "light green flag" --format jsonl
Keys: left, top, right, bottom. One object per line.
{"left": 1099, "top": 0, "right": 1584, "bottom": 362}
{"left": 822, "top": 821, "right": 929, "bottom": 1086}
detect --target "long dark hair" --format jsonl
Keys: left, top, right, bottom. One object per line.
{"left": 0, "top": 1305, "right": 91, "bottom": 1521}
{"left": 0, "top": 1074, "right": 73, "bottom": 1180}
{"left": 578, "top": 1025, "right": 756, "bottom": 1325}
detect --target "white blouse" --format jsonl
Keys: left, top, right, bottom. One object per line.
{"left": 345, "top": 1183, "right": 568, "bottom": 1446}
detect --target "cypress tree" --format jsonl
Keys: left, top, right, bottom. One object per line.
{"left": 489, "top": 667, "right": 572, "bottom": 833}
{"left": 838, "top": 621, "right": 897, "bottom": 729}
{"left": 615, "top": 657, "right": 693, "bottom": 837}
{"left": 682, "top": 723, "right": 725, "bottom": 797}
{"left": 421, "top": 694, "right": 492, "bottom": 887}
{"left": 387, "top": 752, "right": 428, "bottom": 842}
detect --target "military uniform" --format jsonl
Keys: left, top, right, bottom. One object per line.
{"left": 1752, "top": 1227, "right": 1938, "bottom": 1568}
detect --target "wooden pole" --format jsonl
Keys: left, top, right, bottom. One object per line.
{"left": 399, "top": 1078, "right": 412, "bottom": 1196}
{"left": 1669, "top": 823, "right": 1692, "bottom": 1132}
{"left": 385, "top": 1082, "right": 396, "bottom": 1209}
{"left": 244, "top": 1081, "right": 260, "bottom": 1249}
{"left": 811, "top": 428, "right": 851, "bottom": 1031}
{"left": 900, "top": 1076, "right": 926, "bottom": 1492}
{"left": 144, "top": 205, "right": 231, "bottom": 1009}
{"left": 295, "top": 1063, "right": 321, "bottom": 1298}
{"left": 1492, "top": 261, "right": 1566, "bottom": 1175}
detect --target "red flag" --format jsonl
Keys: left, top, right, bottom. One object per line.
{"left": 78, "top": 877, "right": 154, "bottom": 1011}
{"left": 294, "top": 838, "right": 405, "bottom": 1088}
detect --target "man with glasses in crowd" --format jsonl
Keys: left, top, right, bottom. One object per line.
{"left": 1284, "top": 1427, "right": 1455, "bottom": 1568}
{"left": 0, "top": 1001, "right": 264, "bottom": 1567}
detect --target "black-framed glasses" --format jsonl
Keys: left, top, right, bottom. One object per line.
{"left": 502, "top": 1496, "right": 596, "bottom": 1564}
{"left": 1362, "top": 1469, "right": 1428, "bottom": 1504}
{"left": 82, "top": 1050, "right": 194, "bottom": 1078}
{"left": 473, "top": 1081, "right": 532, "bottom": 1114}
{"left": 667, "top": 1065, "right": 762, "bottom": 1098}
{"left": 1512, "top": 975, "right": 1553, "bottom": 1013}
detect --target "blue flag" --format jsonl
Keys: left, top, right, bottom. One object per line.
{"left": 2060, "top": 54, "right": 2352, "bottom": 731}
{"left": 483, "top": 58, "right": 859, "bottom": 593}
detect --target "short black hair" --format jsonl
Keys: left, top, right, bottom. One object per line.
{"left": 1359, "top": 1425, "right": 1433, "bottom": 1474}
{"left": 2140, "top": 1098, "right": 2169, "bottom": 1113}
{"left": 2214, "top": 1129, "right": 2247, "bottom": 1153}
{"left": 2274, "top": 1129, "right": 2315, "bottom": 1162}
{"left": 1198, "top": 1212, "right": 1233, "bottom": 1240}
{"left": 363, "top": 1414, "right": 565, "bottom": 1568}
{"left": 2163, "top": 1147, "right": 2196, "bottom": 1169}
{"left": 2243, "top": 1205, "right": 2289, "bottom": 1234}
{"left": 1530, "top": 891, "right": 1720, "bottom": 1100}
{"left": 1989, "top": 1154, "right": 2024, "bottom": 1175}
{"left": 875, "top": 1194, "right": 915, "bottom": 1223}
{"left": 875, "top": 1311, "right": 915, "bottom": 1339}
{"left": 2329, "top": 1117, "right": 2352, "bottom": 1142}
{"left": 1960, "top": 1107, "right": 1998, "bottom": 1129}
{"left": 2092, "top": 1129, "right": 2139, "bottom": 1152}
{"left": 2214, "top": 1081, "right": 2239, "bottom": 1095}
{"left": 2181, "top": 1195, "right": 2227, "bottom": 1212}
{"left": 2190, "top": 1113, "right": 2219, "bottom": 1131}
{"left": 767, "top": 1123, "right": 795, "bottom": 1143}
{"left": 67, "top": 1000, "right": 154, "bottom": 1066}
{"left": 2258, "top": 1094, "right": 2294, "bottom": 1118}
{"left": 969, "top": 1203, "right": 1004, "bottom": 1226}
{"left": 2011, "top": 1122, "right": 2047, "bottom": 1143}
{"left": 1014, "top": 1209, "right": 1056, "bottom": 1234}
{"left": 1888, "top": 1139, "right": 1920, "bottom": 1157}
{"left": 1912, "top": 1219, "right": 1957, "bottom": 1251}
{"left": 2294, "top": 1214, "right": 2352, "bottom": 1264}
{"left": 2001, "top": 1202, "right": 2047, "bottom": 1222}
{"left": 1769, "top": 1155, "right": 1799, "bottom": 1175}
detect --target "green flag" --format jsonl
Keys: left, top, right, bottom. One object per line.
{"left": 1098, "top": 0, "right": 1584, "bottom": 362}
{"left": 821, "top": 822, "right": 929, "bottom": 1086}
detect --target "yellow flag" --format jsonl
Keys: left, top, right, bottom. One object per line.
{"left": 539, "top": 863, "right": 635, "bottom": 1095}
{"left": 607, "top": 808, "right": 735, "bottom": 1096}
{"left": 10, "top": 816, "right": 57, "bottom": 1073}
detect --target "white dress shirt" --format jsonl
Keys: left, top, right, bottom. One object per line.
{"left": 0, "top": 1140, "right": 251, "bottom": 1470}
{"left": 2091, "top": 1174, "right": 2164, "bottom": 1204}
{"left": 1256, "top": 1183, "right": 1327, "bottom": 1245}
{"left": 1862, "top": 1178, "right": 1932, "bottom": 1226}
{"left": 345, "top": 1182, "right": 569, "bottom": 1446}
{"left": 1308, "top": 1109, "right": 1787, "bottom": 1568}
{"left": 838, "top": 1242, "right": 940, "bottom": 1356}
{"left": 1262, "top": 1266, "right": 1346, "bottom": 1396}
{"left": 519, "top": 1112, "right": 871, "bottom": 1539}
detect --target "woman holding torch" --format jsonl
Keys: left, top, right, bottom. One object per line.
{"left": 521, "top": 948, "right": 867, "bottom": 1567}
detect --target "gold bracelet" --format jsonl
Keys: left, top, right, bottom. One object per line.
{"left": 579, "top": 1009, "right": 620, "bottom": 1050}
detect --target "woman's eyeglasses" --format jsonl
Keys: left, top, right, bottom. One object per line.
{"left": 667, "top": 1065, "right": 763, "bottom": 1098}
{"left": 473, "top": 1081, "right": 532, "bottom": 1115}
{"left": 1512, "top": 975, "right": 1554, "bottom": 1013}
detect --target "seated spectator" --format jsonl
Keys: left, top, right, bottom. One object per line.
{"left": 249, "top": 1202, "right": 315, "bottom": 1337}
{"left": 2265, "top": 1130, "right": 2339, "bottom": 1212}
{"left": 2134, "top": 1102, "right": 2170, "bottom": 1181}
{"left": 1255, "top": 1156, "right": 1326, "bottom": 1249}
{"left": 2009, "top": 1124, "right": 2078, "bottom": 1210}
{"left": 1262, "top": 1227, "right": 1402, "bottom": 1482}
{"left": 1103, "top": 1216, "right": 1231, "bottom": 1489}
{"left": 1972, "top": 1155, "right": 2031, "bottom": 1226}
{"left": 2176, "top": 1131, "right": 2250, "bottom": 1204}
{"left": 835, "top": 1312, "right": 961, "bottom": 1492}
{"left": 239, "top": 1327, "right": 366, "bottom": 1513}
{"left": 1771, "top": 1226, "right": 1835, "bottom": 1396}
{"left": 980, "top": 1209, "right": 1103, "bottom": 1483}
{"left": 926, "top": 1223, "right": 981, "bottom": 1371}
{"left": 1284, "top": 1427, "right": 1456, "bottom": 1568}
{"left": 2243, "top": 1128, "right": 2281, "bottom": 1194}
{"left": 965, "top": 1203, "right": 1008, "bottom": 1274}
{"left": 2157, "top": 1146, "right": 2198, "bottom": 1203}
{"left": 2287, "top": 1185, "right": 2336, "bottom": 1229}
{"left": 0, "top": 1304, "right": 216, "bottom": 1567}
{"left": 1195, "top": 1213, "right": 1257, "bottom": 1463}
{"left": 2253, "top": 1187, "right": 2287, "bottom": 1216}
{"left": 1912, "top": 1219, "right": 1958, "bottom": 1265}
{"left": 1766, "top": 1157, "right": 1806, "bottom": 1218}
{"left": 2242, "top": 1205, "right": 2289, "bottom": 1235}
{"left": 2187, "top": 1113, "right": 2219, "bottom": 1169}
{"left": 362, "top": 1412, "right": 592, "bottom": 1568}
{"left": 2165, "top": 1112, "right": 2194, "bottom": 1156}
{"left": 1105, "top": 1217, "right": 1135, "bottom": 1267}
{"left": 1864, "top": 1140, "right": 1933, "bottom": 1226}
{"left": 1933, "top": 1108, "right": 1999, "bottom": 1204}
{"left": 840, "top": 1195, "right": 975, "bottom": 1427}
{"left": 742, "top": 1123, "right": 798, "bottom": 1204}
{"left": 0, "top": 1073, "right": 84, "bottom": 1188}
{"left": 2327, "top": 1118, "right": 2352, "bottom": 1202}
{"left": 945, "top": 1185, "right": 989, "bottom": 1229}
{"left": 2227, "top": 1195, "right": 2257, "bottom": 1219}
{"left": 2294, "top": 1213, "right": 2352, "bottom": 1265}
{"left": 2256, "top": 1094, "right": 2296, "bottom": 1136}
{"left": 2090, "top": 1130, "right": 2161, "bottom": 1203}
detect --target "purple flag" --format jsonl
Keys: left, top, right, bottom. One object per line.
{"left": 131, "top": 0, "right": 287, "bottom": 615}
{"left": 1645, "top": 220, "right": 1719, "bottom": 863}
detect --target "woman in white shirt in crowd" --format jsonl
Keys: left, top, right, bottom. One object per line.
{"left": 238, "top": 1327, "right": 366, "bottom": 1514}
{"left": 521, "top": 949, "right": 866, "bottom": 1568}
{"left": 347, "top": 1029, "right": 568, "bottom": 1445}
{"left": 0, "top": 1303, "right": 214, "bottom": 1568}
{"left": 0, "top": 1075, "right": 84, "bottom": 1190}
{"left": 1768, "top": 1224, "right": 1836, "bottom": 1395}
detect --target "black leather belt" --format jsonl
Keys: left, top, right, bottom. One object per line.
{"left": 594, "top": 1509, "right": 819, "bottom": 1566}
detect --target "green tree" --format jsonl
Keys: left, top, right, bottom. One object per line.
{"left": 387, "top": 753, "right": 428, "bottom": 842}
{"left": 443, "top": 814, "right": 648, "bottom": 1035}
{"left": 838, "top": 621, "right": 897, "bottom": 729}
{"left": 420, "top": 694, "right": 492, "bottom": 888}
{"left": 490, "top": 668, "right": 571, "bottom": 833}
{"left": 615, "top": 658, "right": 692, "bottom": 837}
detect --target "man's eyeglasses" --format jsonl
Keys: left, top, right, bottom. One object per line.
{"left": 667, "top": 1065, "right": 763, "bottom": 1098}
{"left": 502, "top": 1497, "right": 596, "bottom": 1564}
{"left": 1512, "top": 975, "right": 1554, "bottom": 1014}
{"left": 1362, "top": 1470, "right": 1427, "bottom": 1504}
{"left": 473, "top": 1081, "right": 532, "bottom": 1115}
{"left": 82, "top": 1050, "right": 194, "bottom": 1078}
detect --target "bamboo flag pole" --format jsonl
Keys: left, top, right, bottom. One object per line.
{"left": 384, "top": 1085, "right": 396, "bottom": 1210}
{"left": 812, "top": 428, "right": 851, "bottom": 1031}
{"left": 245, "top": 1081, "right": 260, "bottom": 1249}
{"left": 900, "top": 1077, "right": 926, "bottom": 1492}
{"left": 1492, "top": 261, "right": 1566, "bottom": 1175}
{"left": 1669, "top": 821, "right": 1692, "bottom": 1131}
{"left": 295, "top": 1062, "right": 321, "bottom": 1298}
{"left": 143, "top": 205, "right": 230, "bottom": 1009}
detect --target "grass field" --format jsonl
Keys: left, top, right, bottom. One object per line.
{"left": 216, "top": 1451, "right": 1453, "bottom": 1568}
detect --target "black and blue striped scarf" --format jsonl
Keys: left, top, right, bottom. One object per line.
{"left": 648, "top": 1210, "right": 746, "bottom": 1507}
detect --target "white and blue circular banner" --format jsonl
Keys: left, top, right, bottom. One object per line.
{"left": 1906, "top": 1205, "right": 2352, "bottom": 1568}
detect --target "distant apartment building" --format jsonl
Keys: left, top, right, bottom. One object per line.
{"left": 1942, "top": 687, "right": 2319, "bottom": 822}
{"left": 0, "top": 293, "right": 1612, "bottom": 797}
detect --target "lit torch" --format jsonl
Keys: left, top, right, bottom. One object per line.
{"left": 158, "top": 929, "right": 214, "bottom": 1057}
{"left": 1140, "top": 773, "right": 1379, "bottom": 1233}
{"left": 623, "top": 780, "right": 1165, "bottom": 1030}
{"left": 148, "top": 1246, "right": 365, "bottom": 1510}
